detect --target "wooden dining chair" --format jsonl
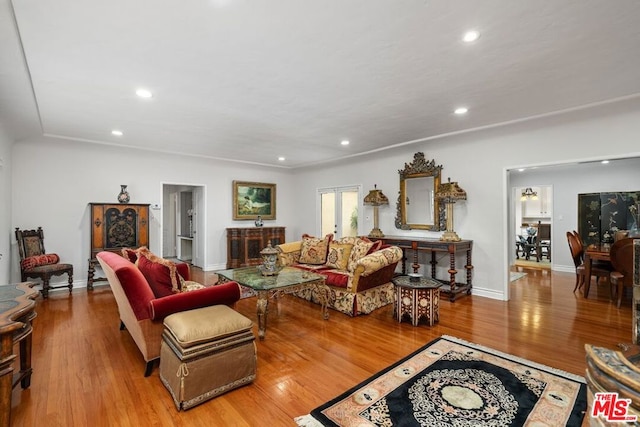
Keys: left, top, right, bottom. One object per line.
{"left": 536, "top": 222, "right": 551, "bottom": 261}
{"left": 567, "top": 232, "right": 585, "bottom": 291}
{"left": 609, "top": 237, "right": 636, "bottom": 308}
{"left": 567, "top": 231, "right": 611, "bottom": 293}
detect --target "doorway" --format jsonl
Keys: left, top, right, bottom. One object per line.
{"left": 161, "top": 183, "right": 206, "bottom": 268}
{"left": 317, "top": 185, "right": 361, "bottom": 238}
{"left": 512, "top": 185, "right": 553, "bottom": 270}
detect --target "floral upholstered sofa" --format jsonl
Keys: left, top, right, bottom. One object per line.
{"left": 276, "top": 234, "right": 403, "bottom": 316}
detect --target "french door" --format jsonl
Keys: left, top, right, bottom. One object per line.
{"left": 317, "top": 185, "right": 361, "bottom": 238}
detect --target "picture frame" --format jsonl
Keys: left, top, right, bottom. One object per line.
{"left": 232, "top": 181, "right": 276, "bottom": 220}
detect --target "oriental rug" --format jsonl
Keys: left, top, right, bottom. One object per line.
{"left": 295, "top": 335, "right": 586, "bottom": 427}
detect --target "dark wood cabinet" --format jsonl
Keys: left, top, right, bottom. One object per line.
{"left": 88, "top": 203, "right": 150, "bottom": 289}
{"left": 226, "top": 227, "right": 285, "bottom": 268}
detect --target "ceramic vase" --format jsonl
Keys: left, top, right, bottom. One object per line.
{"left": 118, "top": 185, "right": 130, "bottom": 204}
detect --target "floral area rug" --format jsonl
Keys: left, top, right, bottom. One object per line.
{"left": 295, "top": 335, "right": 586, "bottom": 426}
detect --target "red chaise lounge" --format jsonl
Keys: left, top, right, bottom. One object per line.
{"left": 96, "top": 251, "right": 241, "bottom": 376}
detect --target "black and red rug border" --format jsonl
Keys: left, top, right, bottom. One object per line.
{"left": 303, "top": 335, "right": 586, "bottom": 427}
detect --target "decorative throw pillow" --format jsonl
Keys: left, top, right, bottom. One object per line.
{"left": 367, "top": 240, "right": 383, "bottom": 255}
{"left": 325, "top": 242, "right": 354, "bottom": 270}
{"left": 299, "top": 234, "right": 332, "bottom": 265}
{"left": 347, "top": 239, "right": 375, "bottom": 272}
{"left": 21, "top": 253, "right": 60, "bottom": 270}
{"left": 121, "top": 247, "right": 139, "bottom": 263}
{"left": 136, "top": 248, "right": 183, "bottom": 297}
{"left": 180, "top": 277, "right": 206, "bottom": 292}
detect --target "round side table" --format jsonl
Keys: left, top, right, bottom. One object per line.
{"left": 392, "top": 276, "right": 442, "bottom": 326}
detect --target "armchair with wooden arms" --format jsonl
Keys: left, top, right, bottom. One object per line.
{"left": 15, "top": 227, "right": 73, "bottom": 298}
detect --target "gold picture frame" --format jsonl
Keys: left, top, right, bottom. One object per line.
{"left": 232, "top": 181, "right": 276, "bottom": 220}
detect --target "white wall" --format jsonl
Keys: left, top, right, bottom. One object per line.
{"left": 9, "top": 97, "right": 640, "bottom": 299}
{"left": 293, "top": 97, "right": 640, "bottom": 300}
{"left": 509, "top": 158, "right": 640, "bottom": 271}
{"left": 10, "top": 137, "right": 296, "bottom": 285}
{"left": 0, "top": 123, "right": 13, "bottom": 283}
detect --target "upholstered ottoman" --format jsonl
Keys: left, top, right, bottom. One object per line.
{"left": 159, "top": 305, "right": 257, "bottom": 410}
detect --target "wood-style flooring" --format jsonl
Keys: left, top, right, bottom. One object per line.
{"left": 9, "top": 265, "right": 632, "bottom": 426}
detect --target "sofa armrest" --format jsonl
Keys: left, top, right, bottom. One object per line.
{"left": 149, "top": 281, "right": 241, "bottom": 320}
{"left": 277, "top": 241, "right": 302, "bottom": 266}
{"left": 354, "top": 246, "right": 403, "bottom": 276}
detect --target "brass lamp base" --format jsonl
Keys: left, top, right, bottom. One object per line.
{"left": 440, "top": 230, "right": 461, "bottom": 242}
{"left": 368, "top": 228, "right": 385, "bottom": 238}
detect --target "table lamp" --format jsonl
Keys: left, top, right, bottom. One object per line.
{"left": 435, "top": 178, "right": 467, "bottom": 242}
{"left": 364, "top": 185, "right": 389, "bottom": 238}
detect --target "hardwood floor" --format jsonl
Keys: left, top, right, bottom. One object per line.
{"left": 10, "top": 266, "right": 632, "bottom": 426}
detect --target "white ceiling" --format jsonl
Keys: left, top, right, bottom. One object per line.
{"left": 2, "top": 0, "right": 640, "bottom": 169}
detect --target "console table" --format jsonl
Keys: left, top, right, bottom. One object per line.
{"left": 0, "top": 282, "right": 38, "bottom": 427}
{"left": 378, "top": 236, "right": 473, "bottom": 302}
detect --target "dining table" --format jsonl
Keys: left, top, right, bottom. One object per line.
{"left": 583, "top": 243, "right": 611, "bottom": 298}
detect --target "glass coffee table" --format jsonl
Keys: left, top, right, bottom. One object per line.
{"left": 216, "top": 266, "right": 329, "bottom": 340}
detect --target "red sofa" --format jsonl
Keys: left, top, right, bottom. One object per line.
{"left": 96, "top": 251, "right": 241, "bottom": 376}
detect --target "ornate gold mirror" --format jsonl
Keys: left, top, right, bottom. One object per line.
{"left": 395, "top": 152, "right": 444, "bottom": 230}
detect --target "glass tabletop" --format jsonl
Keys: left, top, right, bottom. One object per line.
{"left": 216, "top": 266, "right": 325, "bottom": 291}
{"left": 392, "top": 275, "right": 442, "bottom": 289}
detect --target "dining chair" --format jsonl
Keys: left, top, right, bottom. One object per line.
{"left": 609, "top": 237, "right": 636, "bottom": 308}
{"left": 516, "top": 234, "right": 536, "bottom": 260}
{"left": 567, "top": 231, "right": 611, "bottom": 293}
{"left": 536, "top": 222, "right": 551, "bottom": 261}
{"left": 572, "top": 230, "right": 585, "bottom": 248}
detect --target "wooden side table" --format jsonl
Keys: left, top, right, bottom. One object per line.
{"left": 392, "top": 276, "right": 442, "bottom": 326}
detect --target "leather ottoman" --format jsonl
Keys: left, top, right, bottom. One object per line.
{"left": 159, "top": 305, "right": 257, "bottom": 410}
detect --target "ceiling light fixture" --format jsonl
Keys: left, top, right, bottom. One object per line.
{"left": 601, "top": 160, "right": 610, "bottom": 164}
{"left": 278, "top": 156, "right": 285, "bottom": 161}
{"left": 518, "top": 168, "right": 525, "bottom": 172}
{"left": 136, "top": 88, "right": 153, "bottom": 98}
{"left": 111, "top": 130, "right": 123, "bottom": 136}
{"left": 454, "top": 107, "right": 468, "bottom": 115}
{"left": 341, "top": 140, "right": 350, "bottom": 146}
{"left": 463, "top": 30, "right": 480, "bottom": 43}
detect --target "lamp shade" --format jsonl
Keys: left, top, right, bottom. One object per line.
{"left": 363, "top": 185, "right": 389, "bottom": 206}
{"left": 436, "top": 178, "right": 467, "bottom": 202}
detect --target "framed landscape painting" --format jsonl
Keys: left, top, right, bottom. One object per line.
{"left": 232, "top": 181, "right": 276, "bottom": 220}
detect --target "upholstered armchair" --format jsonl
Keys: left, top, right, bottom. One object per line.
{"left": 15, "top": 227, "right": 73, "bottom": 298}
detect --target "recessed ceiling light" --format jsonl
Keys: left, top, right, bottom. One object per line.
{"left": 341, "top": 140, "right": 350, "bottom": 146}
{"left": 278, "top": 156, "right": 285, "bottom": 161}
{"left": 463, "top": 30, "right": 480, "bottom": 43}
{"left": 136, "top": 88, "right": 153, "bottom": 98}
{"left": 601, "top": 160, "right": 610, "bottom": 164}
{"left": 111, "top": 130, "right": 123, "bottom": 136}
{"left": 518, "top": 168, "right": 525, "bottom": 172}
{"left": 454, "top": 107, "right": 468, "bottom": 115}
